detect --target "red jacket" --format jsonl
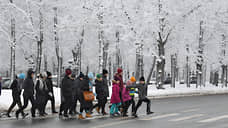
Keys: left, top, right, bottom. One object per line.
{"left": 122, "top": 86, "right": 132, "bottom": 102}
{"left": 110, "top": 82, "right": 121, "bottom": 104}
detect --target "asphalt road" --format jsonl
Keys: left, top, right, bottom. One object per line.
{"left": 1, "top": 94, "right": 228, "bottom": 128}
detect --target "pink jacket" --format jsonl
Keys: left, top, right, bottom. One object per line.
{"left": 122, "top": 86, "right": 132, "bottom": 102}
{"left": 110, "top": 83, "right": 121, "bottom": 104}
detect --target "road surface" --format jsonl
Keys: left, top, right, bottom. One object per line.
{"left": 0, "top": 94, "right": 228, "bottom": 128}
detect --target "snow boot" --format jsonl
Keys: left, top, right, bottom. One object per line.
{"left": 96, "top": 107, "right": 100, "bottom": 114}
{"left": 78, "top": 114, "right": 85, "bottom": 119}
{"left": 86, "top": 113, "right": 92, "bottom": 118}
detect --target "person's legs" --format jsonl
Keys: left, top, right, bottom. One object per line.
{"left": 123, "top": 101, "right": 130, "bottom": 116}
{"left": 63, "top": 97, "right": 71, "bottom": 116}
{"left": 50, "top": 95, "right": 57, "bottom": 113}
{"left": 29, "top": 95, "right": 36, "bottom": 117}
{"left": 59, "top": 102, "right": 65, "bottom": 115}
{"left": 16, "top": 99, "right": 27, "bottom": 117}
{"left": 16, "top": 94, "right": 29, "bottom": 118}
{"left": 143, "top": 98, "right": 152, "bottom": 114}
{"left": 135, "top": 99, "right": 143, "bottom": 114}
{"left": 110, "top": 104, "right": 116, "bottom": 114}
{"left": 131, "top": 98, "right": 136, "bottom": 113}
{"left": 115, "top": 103, "right": 121, "bottom": 113}
{"left": 69, "top": 96, "right": 76, "bottom": 114}
{"left": 101, "top": 98, "right": 107, "bottom": 114}
{"left": 7, "top": 101, "right": 17, "bottom": 116}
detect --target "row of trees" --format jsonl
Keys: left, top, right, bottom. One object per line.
{"left": 0, "top": 0, "right": 227, "bottom": 88}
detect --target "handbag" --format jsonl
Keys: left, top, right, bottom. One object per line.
{"left": 83, "top": 91, "right": 95, "bottom": 101}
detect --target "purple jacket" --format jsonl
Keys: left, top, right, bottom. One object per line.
{"left": 122, "top": 86, "right": 132, "bottom": 102}
{"left": 110, "top": 83, "right": 121, "bottom": 104}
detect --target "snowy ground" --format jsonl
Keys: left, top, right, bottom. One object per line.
{"left": 1, "top": 82, "right": 228, "bottom": 111}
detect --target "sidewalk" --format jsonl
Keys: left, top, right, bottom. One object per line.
{"left": 1, "top": 83, "right": 228, "bottom": 111}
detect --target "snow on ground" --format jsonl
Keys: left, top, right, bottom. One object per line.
{"left": 1, "top": 83, "right": 228, "bottom": 111}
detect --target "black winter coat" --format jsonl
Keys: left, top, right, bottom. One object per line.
{"left": 78, "top": 76, "right": 92, "bottom": 109}
{"left": 72, "top": 78, "right": 81, "bottom": 97}
{"left": 10, "top": 79, "right": 21, "bottom": 95}
{"left": 46, "top": 78, "right": 54, "bottom": 93}
{"left": 95, "top": 79, "right": 106, "bottom": 99}
{"left": 102, "top": 75, "right": 109, "bottom": 97}
{"left": 61, "top": 75, "right": 73, "bottom": 98}
{"left": 10, "top": 79, "right": 21, "bottom": 101}
{"left": 23, "top": 71, "right": 34, "bottom": 97}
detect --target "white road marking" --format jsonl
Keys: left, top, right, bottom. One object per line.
{"left": 199, "top": 115, "right": 228, "bottom": 123}
{"left": 90, "top": 120, "right": 135, "bottom": 128}
{"left": 182, "top": 108, "right": 199, "bottom": 113}
{"left": 169, "top": 114, "right": 204, "bottom": 122}
{"left": 140, "top": 113, "right": 180, "bottom": 120}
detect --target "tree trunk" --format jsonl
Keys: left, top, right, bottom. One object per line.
{"left": 9, "top": 0, "right": 16, "bottom": 81}
{"left": 186, "top": 56, "right": 190, "bottom": 87}
{"left": 36, "top": 0, "right": 44, "bottom": 74}
{"left": 171, "top": 55, "right": 176, "bottom": 88}
{"left": 156, "top": 42, "right": 165, "bottom": 89}
{"left": 146, "top": 56, "right": 156, "bottom": 95}
{"left": 108, "top": 57, "right": 112, "bottom": 86}
{"left": 44, "top": 54, "right": 47, "bottom": 71}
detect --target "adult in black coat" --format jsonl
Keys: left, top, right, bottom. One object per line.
{"left": 44, "top": 71, "right": 57, "bottom": 114}
{"left": 102, "top": 69, "right": 109, "bottom": 98}
{"left": 35, "top": 73, "right": 48, "bottom": 116}
{"left": 16, "top": 68, "right": 36, "bottom": 119}
{"left": 59, "top": 69, "right": 73, "bottom": 118}
{"left": 6, "top": 75, "right": 28, "bottom": 118}
{"left": 69, "top": 74, "right": 80, "bottom": 115}
{"left": 78, "top": 72, "right": 93, "bottom": 119}
{"left": 93, "top": 74, "right": 107, "bottom": 115}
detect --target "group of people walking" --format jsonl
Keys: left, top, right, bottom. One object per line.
{"left": 4, "top": 67, "right": 153, "bottom": 119}
{"left": 6, "top": 69, "right": 57, "bottom": 119}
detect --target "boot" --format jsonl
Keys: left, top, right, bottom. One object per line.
{"left": 78, "top": 114, "right": 85, "bottom": 119}
{"left": 52, "top": 111, "right": 58, "bottom": 114}
{"left": 22, "top": 113, "right": 29, "bottom": 119}
{"left": 147, "top": 111, "right": 154, "bottom": 115}
{"left": 15, "top": 112, "right": 19, "bottom": 119}
{"left": 86, "top": 113, "right": 92, "bottom": 118}
{"left": 6, "top": 113, "right": 11, "bottom": 118}
{"left": 96, "top": 107, "right": 100, "bottom": 114}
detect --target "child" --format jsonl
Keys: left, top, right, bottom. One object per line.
{"left": 94, "top": 74, "right": 107, "bottom": 115}
{"left": 126, "top": 76, "right": 137, "bottom": 116}
{"left": 127, "top": 76, "right": 154, "bottom": 117}
{"left": 122, "top": 85, "right": 132, "bottom": 117}
{"left": 110, "top": 80, "right": 121, "bottom": 117}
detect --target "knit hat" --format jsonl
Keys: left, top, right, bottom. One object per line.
{"left": 102, "top": 69, "right": 108, "bottom": 75}
{"left": 96, "top": 74, "right": 102, "bottom": 79}
{"left": 88, "top": 72, "right": 94, "bottom": 79}
{"left": 130, "top": 76, "right": 136, "bottom": 82}
{"left": 117, "top": 68, "right": 123, "bottom": 74}
{"left": 65, "top": 68, "right": 72, "bottom": 76}
{"left": 18, "top": 73, "right": 25, "bottom": 79}
{"left": 46, "top": 71, "right": 52, "bottom": 77}
{"left": 139, "top": 76, "right": 145, "bottom": 82}
{"left": 79, "top": 72, "right": 84, "bottom": 78}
